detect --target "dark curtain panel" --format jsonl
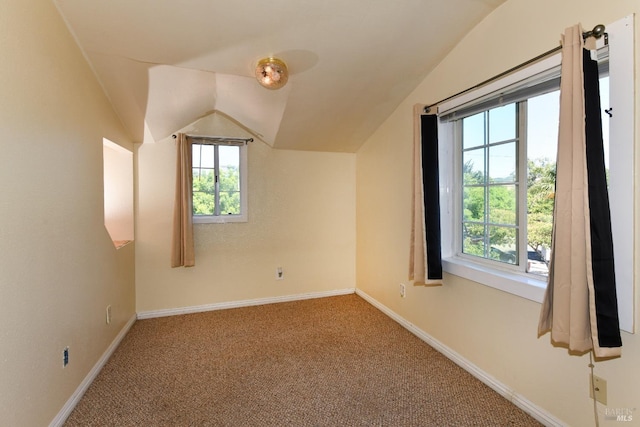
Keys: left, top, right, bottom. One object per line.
{"left": 582, "top": 48, "right": 622, "bottom": 349}
{"left": 421, "top": 114, "right": 443, "bottom": 280}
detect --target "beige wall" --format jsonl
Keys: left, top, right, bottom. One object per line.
{"left": 136, "top": 113, "right": 356, "bottom": 313}
{"left": 356, "top": 0, "right": 640, "bottom": 425}
{"left": 0, "top": 0, "right": 136, "bottom": 425}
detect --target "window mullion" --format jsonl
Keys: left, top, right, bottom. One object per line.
{"left": 483, "top": 112, "right": 490, "bottom": 259}
{"left": 455, "top": 121, "right": 464, "bottom": 257}
{"left": 214, "top": 145, "right": 220, "bottom": 216}
{"left": 517, "top": 101, "right": 528, "bottom": 269}
{"left": 195, "top": 143, "right": 202, "bottom": 179}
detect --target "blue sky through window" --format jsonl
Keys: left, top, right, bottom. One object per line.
{"left": 527, "top": 76, "right": 609, "bottom": 167}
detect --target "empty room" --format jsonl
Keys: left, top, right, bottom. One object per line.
{"left": 1, "top": 0, "right": 639, "bottom": 426}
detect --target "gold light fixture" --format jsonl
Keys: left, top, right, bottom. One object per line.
{"left": 255, "top": 57, "right": 288, "bottom": 90}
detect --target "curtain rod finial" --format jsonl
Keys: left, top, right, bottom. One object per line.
{"left": 592, "top": 24, "right": 606, "bottom": 38}
{"left": 584, "top": 24, "right": 606, "bottom": 40}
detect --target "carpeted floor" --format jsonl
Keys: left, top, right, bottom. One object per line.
{"left": 65, "top": 294, "right": 542, "bottom": 426}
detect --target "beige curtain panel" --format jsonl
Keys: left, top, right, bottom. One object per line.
{"left": 171, "top": 133, "right": 195, "bottom": 268}
{"left": 538, "top": 25, "right": 621, "bottom": 358}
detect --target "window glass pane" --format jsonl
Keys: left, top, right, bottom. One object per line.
{"left": 463, "top": 187, "right": 484, "bottom": 222}
{"left": 527, "top": 91, "right": 558, "bottom": 163}
{"left": 192, "top": 144, "right": 201, "bottom": 168}
{"left": 193, "top": 169, "right": 216, "bottom": 215}
{"left": 489, "top": 142, "right": 516, "bottom": 183}
{"left": 200, "top": 144, "right": 215, "bottom": 168}
{"left": 489, "top": 184, "right": 517, "bottom": 225}
{"left": 489, "top": 103, "right": 516, "bottom": 143}
{"left": 489, "top": 226, "right": 517, "bottom": 264}
{"left": 192, "top": 143, "right": 216, "bottom": 216}
{"left": 218, "top": 146, "right": 241, "bottom": 215}
{"left": 463, "top": 223, "right": 485, "bottom": 257}
{"left": 462, "top": 112, "right": 485, "bottom": 149}
{"left": 526, "top": 90, "right": 558, "bottom": 277}
{"left": 463, "top": 148, "right": 485, "bottom": 184}
{"left": 526, "top": 214, "right": 552, "bottom": 275}
{"left": 218, "top": 146, "right": 240, "bottom": 192}
{"left": 219, "top": 191, "right": 240, "bottom": 215}
{"left": 219, "top": 145, "right": 239, "bottom": 169}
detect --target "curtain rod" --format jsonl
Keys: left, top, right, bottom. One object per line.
{"left": 423, "top": 24, "right": 606, "bottom": 113}
{"left": 172, "top": 134, "right": 253, "bottom": 144}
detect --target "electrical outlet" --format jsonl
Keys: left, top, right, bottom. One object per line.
{"left": 590, "top": 375, "right": 607, "bottom": 405}
{"left": 106, "top": 305, "right": 112, "bottom": 325}
{"left": 400, "top": 283, "right": 406, "bottom": 298}
{"left": 276, "top": 267, "right": 284, "bottom": 280}
{"left": 63, "top": 347, "right": 69, "bottom": 368}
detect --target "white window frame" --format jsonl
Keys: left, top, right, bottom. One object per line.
{"left": 192, "top": 143, "right": 248, "bottom": 224}
{"left": 436, "top": 16, "right": 634, "bottom": 333}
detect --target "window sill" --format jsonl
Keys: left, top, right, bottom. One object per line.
{"left": 193, "top": 214, "right": 247, "bottom": 224}
{"left": 442, "top": 257, "right": 546, "bottom": 303}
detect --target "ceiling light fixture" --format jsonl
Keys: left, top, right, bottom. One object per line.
{"left": 255, "top": 57, "right": 288, "bottom": 90}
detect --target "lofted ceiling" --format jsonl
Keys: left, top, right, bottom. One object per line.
{"left": 54, "top": 0, "right": 506, "bottom": 152}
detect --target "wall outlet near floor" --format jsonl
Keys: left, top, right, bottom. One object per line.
{"left": 106, "top": 305, "right": 112, "bottom": 325}
{"left": 63, "top": 347, "right": 69, "bottom": 368}
{"left": 590, "top": 375, "right": 607, "bottom": 405}
{"left": 400, "top": 283, "right": 406, "bottom": 298}
{"left": 276, "top": 267, "right": 284, "bottom": 280}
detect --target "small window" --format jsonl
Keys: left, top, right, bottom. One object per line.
{"left": 192, "top": 142, "right": 247, "bottom": 223}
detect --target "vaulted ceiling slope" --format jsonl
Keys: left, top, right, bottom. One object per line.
{"left": 54, "top": 0, "right": 506, "bottom": 152}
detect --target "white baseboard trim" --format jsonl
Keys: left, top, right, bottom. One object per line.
{"left": 354, "top": 289, "right": 566, "bottom": 427}
{"left": 137, "top": 288, "right": 357, "bottom": 320}
{"left": 49, "top": 314, "right": 137, "bottom": 427}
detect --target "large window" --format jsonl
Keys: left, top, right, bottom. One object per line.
{"left": 192, "top": 142, "right": 247, "bottom": 223}
{"left": 454, "top": 73, "right": 612, "bottom": 281}
{"left": 457, "top": 80, "right": 608, "bottom": 278}
{"left": 436, "top": 16, "right": 633, "bottom": 331}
